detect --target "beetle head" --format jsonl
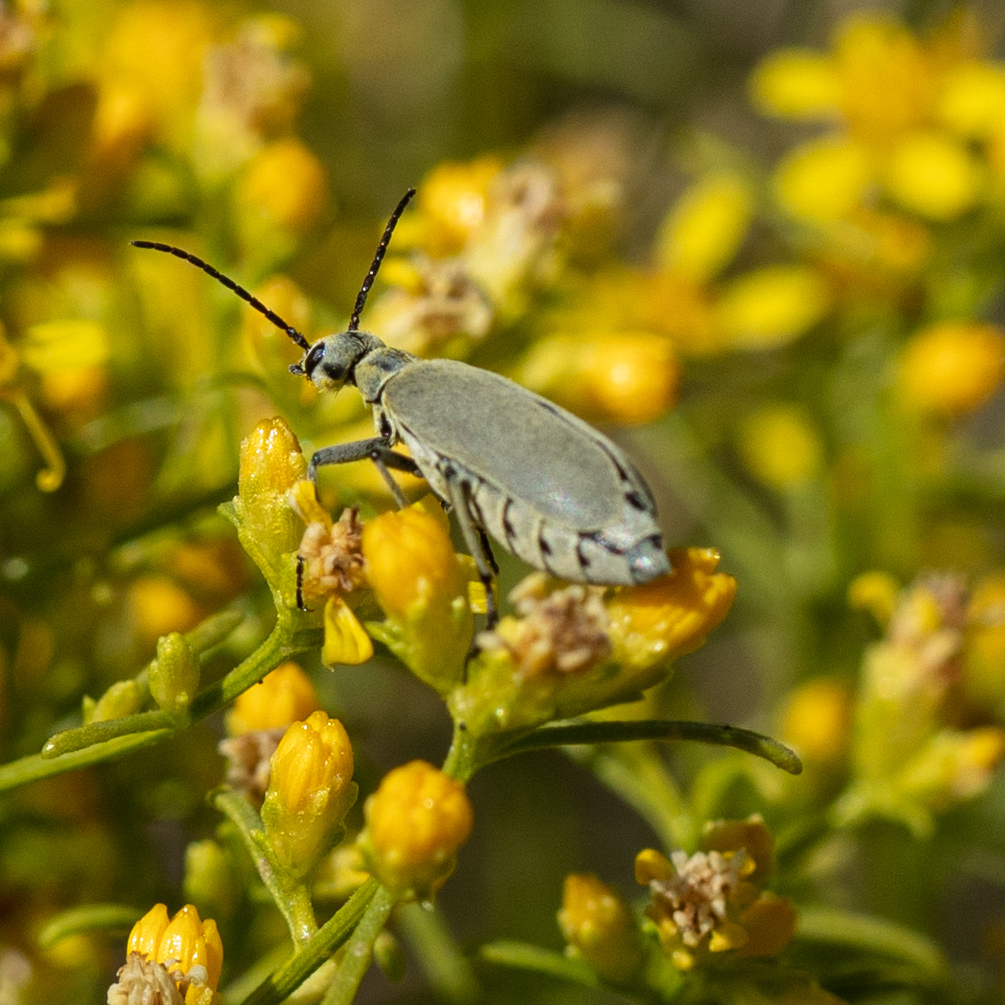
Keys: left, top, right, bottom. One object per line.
{"left": 291, "top": 331, "right": 384, "bottom": 391}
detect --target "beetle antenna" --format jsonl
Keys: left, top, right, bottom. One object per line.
{"left": 348, "top": 187, "right": 416, "bottom": 332}
{"left": 130, "top": 241, "right": 312, "bottom": 352}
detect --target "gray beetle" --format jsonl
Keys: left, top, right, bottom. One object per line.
{"left": 133, "top": 189, "right": 669, "bottom": 625}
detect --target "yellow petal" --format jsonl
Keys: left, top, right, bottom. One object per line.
{"left": 884, "top": 131, "right": 982, "bottom": 221}
{"left": 716, "top": 265, "right": 831, "bottom": 349}
{"left": 656, "top": 172, "right": 754, "bottom": 281}
{"left": 322, "top": 595, "right": 374, "bottom": 666}
{"left": 772, "top": 136, "right": 873, "bottom": 223}
{"left": 288, "top": 478, "right": 332, "bottom": 529}
{"left": 749, "top": 49, "right": 840, "bottom": 119}
{"left": 936, "top": 60, "right": 1005, "bottom": 139}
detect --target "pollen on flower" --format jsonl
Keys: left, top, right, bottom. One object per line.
{"left": 476, "top": 572, "right": 612, "bottom": 677}
{"left": 646, "top": 848, "right": 753, "bottom": 950}
{"left": 297, "top": 507, "right": 366, "bottom": 603}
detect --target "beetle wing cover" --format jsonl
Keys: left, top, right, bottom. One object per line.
{"left": 382, "top": 360, "right": 654, "bottom": 530}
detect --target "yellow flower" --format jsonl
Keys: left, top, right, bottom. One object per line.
{"left": 363, "top": 254, "right": 493, "bottom": 357}
{"left": 848, "top": 570, "right": 901, "bottom": 627}
{"left": 460, "top": 161, "right": 562, "bottom": 318}
{"left": 781, "top": 678, "right": 853, "bottom": 767}
{"left": 605, "top": 548, "right": 736, "bottom": 672}
{"left": 715, "top": 265, "right": 831, "bottom": 349}
{"left": 737, "top": 404, "right": 823, "bottom": 489}
{"left": 635, "top": 815, "right": 794, "bottom": 971}
{"left": 898, "top": 726, "right": 1005, "bottom": 809}
{"left": 99, "top": 0, "right": 214, "bottom": 148}
{"left": 360, "top": 760, "right": 473, "bottom": 898}
{"left": 754, "top": 13, "right": 1003, "bottom": 226}
{"left": 362, "top": 499, "right": 472, "bottom": 691}
{"left": 111, "top": 903, "right": 223, "bottom": 1005}
{"left": 261, "top": 711, "right": 357, "bottom": 877}
{"left": 235, "top": 138, "right": 329, "bottom": 265}
{"left": 412, "top": 155, "right": 506, "bottom": 255}
{"left": 288, "top": 479, "right": 373, "bottom": 666}
{"left": 558, "top": 873, "right": 643, "bottom": 984}
{"left": 226, "top": 662, "right": 319, "bottom": 735}
{"left": 517, "top": 330, "right": 679, "bottom": 426}
{"left": 896, "top": 320, "right": 1005, "bottom": 416}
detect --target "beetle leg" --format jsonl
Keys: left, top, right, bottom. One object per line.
{"left": 444, "top": 472, "right": 499, "bottom": 629}
{"left": 309, "top": 436, "right": 419, "bottom": 483}
{"left": 371, "top": 452, "right": 409, "bottom": 508}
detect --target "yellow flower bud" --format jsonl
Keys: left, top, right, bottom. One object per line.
{"left": 262, "top": 711, "right": 357, "bottom": 877}
{"left": 737, "top": 404, "right": 823, "bottom": 489}
{"left": 362, "top": 500, "right": 472, "bottom": 690}
{"left": 898, "top": 727, "right": 1005, "bottom": 808}
{"left": 148, "top": 632, "right": 201, "bottom": 716}
{"left": 748, "top": 48, "right": 840, "bottom": 119}
{"left": 232, "top": 417, "right": 308, "bottom": 589}
{"left": 120, "top": 903, "right": 223, "bottom": 998}
{"left": 236, "top": 138, "right": 328, "bottom": 238}
{"left": 226, "top": 662, "right": 319, "bottom": 736}
{"left": 606, "top": 548, "right": 736, "bottom": 672}
{"left": 84, "top": 680, "right": 143, "bottom": 723}
{"left": 558, "top": 874, "right": 643, "bottom": 984}
{"left": 896, "top": 320, "right": 1005, "bottom": 416}
{"left": 128, "top": 575, "right": 201, "bottom": 646}
{"left": 715, "top": 265, "right": 831, "bottom": 349}
{"left": 780, "top": 677, "right": 853, "bottom": 766}
{"left": 361, "top": 760, "right": 473, "bottom": 897}
{"left": 884, "top": 131, "right": 982, "bottom": 222}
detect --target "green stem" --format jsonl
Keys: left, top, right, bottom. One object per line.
{"left": 212, "top": 789, "right": 317, "bottom": 946}
{"left": 320, "top": 884, "right": 398, "bottom": 1005}
{"left": 240, "top": 878, "right": 379, "bottom": 1005}
{"left": 0, "top": 614, "right": 322, "bottom": 794}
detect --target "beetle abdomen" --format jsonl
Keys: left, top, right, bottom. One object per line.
{"left": 381, "top": 360, "right": 670, "bottom": 585}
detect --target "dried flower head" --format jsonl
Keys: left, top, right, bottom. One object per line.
{"left": 297, "top": 507, "right": 365, "bottom": 602}
{"left": 477, "top": 573, "right": 612, "bottom": 678}
{"left": 217, "top": 727, "right": 285, "bottom": 803}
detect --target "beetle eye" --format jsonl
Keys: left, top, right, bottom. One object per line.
{"left": 304, "top": 343, "right": 326, "bottom": 376}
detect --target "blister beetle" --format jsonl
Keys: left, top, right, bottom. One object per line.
{"left": 133, "top": 189, "right": 670, "bottom": 625}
